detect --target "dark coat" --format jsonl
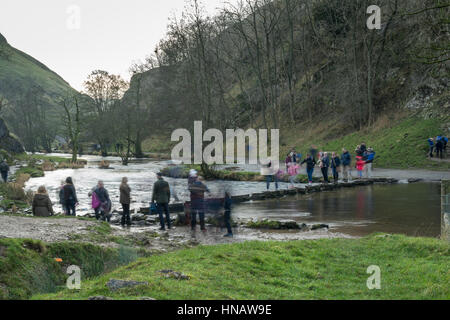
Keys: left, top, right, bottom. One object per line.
{"left": 301, "top": 156, "right": 316, "bottom": 170}
{"left": 63, "top": 184, "right": 78, "bottom": 204}
{"left": 94, "top": 187, "right": 110, "bottom": 203}
{"left": 189, "top": 181, "right": 209, "bottom": 210}
{"left": 120, "top": 184, "right": 131, "bottom": 204}
{"left": 224, "top": 195, "right": 232, "bottom": 212}
{"left": 341, "top": 152, "right": 352, "bottom": 166}
{"left": 152, "top": 179, "right": 171, "bottom": 204}
{"left": 32, "top": 194, "right": 54, "bottom": 217}
{"left": 322, "top": 156, "right": 330, "bottom": 168}
{"left": 58, "top": 187, "right": 65, "bottom": 204}
{"left": 331, "top": 156, "right": 341, "bottom": 169}
{"left": 0, "top": 161, "right": 9, "bottom": 173}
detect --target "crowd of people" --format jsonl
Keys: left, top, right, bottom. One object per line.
{"left": 262, "top": 143, "right": 377, "bottom": 189}
{"left": 29, "top": 169, "right": 234, "bottom": 238}
{"left": 427, "top": 135, "right": 448, "bottom": 159}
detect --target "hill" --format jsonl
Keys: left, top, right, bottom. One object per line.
{"left": 124, "top": 0, "right": 449, "bottom": 169}
{"left": 0, "top": 33, "right": 78, "bottom": 152}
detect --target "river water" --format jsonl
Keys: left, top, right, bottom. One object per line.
{"left": 25, "top": 154, "right": 442, "bottom": 238}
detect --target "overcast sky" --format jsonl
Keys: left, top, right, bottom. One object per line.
{"left": 0, "top": 0, "right": 234, "bottom": 90}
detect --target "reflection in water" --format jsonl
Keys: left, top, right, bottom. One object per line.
{"left": 234, "top": 183, "right": 441, "bottom": 238}
{"left": 25, "top": 154, "right": 441, "bottom": 238}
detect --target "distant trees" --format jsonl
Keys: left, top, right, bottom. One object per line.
{"left": 82, "top": 70, "right": 129, "bottom": 157}
{"left": 61, "top": 94, "right": 82, "bottom": 163}
{"left": 139, "top": 0, "right": 441, "bottom": 135}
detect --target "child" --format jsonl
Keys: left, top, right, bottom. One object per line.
{"left": 356, "top": 156, "right": 365, "bottom": 179}
{"left": 287, "top": 162, "right": 300, "bottom": 188}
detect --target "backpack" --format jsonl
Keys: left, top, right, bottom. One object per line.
{"left": 91, "top": 191, "right": 101, "bottom": 209}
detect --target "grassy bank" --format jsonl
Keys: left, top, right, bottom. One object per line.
{"left": 0, "top": 238, "right": 139, "bottom": 300}
{"left": 283, "top": 116, "right": 450, "bottom": 170}
{"left": 144, "top": 116, "right": 449, "bottom": 171}
{"left": 34, "top": 234, "right": 449, "bottom": 300}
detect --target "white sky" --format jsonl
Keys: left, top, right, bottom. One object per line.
{"left": 0, "top": 0, "right": 234, "bottom": 91}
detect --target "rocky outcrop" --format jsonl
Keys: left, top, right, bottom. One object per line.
{"left": 0, "top": 118, "right": 24, "bottom": 154}
{"left": 106, "top": 279, "right": 149, "bottom": 291}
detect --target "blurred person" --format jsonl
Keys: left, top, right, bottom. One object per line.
{"left": 152, "top": 172, "right": 171, "bottom": 231}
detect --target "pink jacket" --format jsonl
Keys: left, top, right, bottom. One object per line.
{"left": 288, "top": 164, "right": 300, "bottom": 176}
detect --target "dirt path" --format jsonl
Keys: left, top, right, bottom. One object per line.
{"left": 0, "top": 216, "right": 98, "bottom": 242}
{"left": 0, "top": 215, "right": 351, "bottom": 250}
{"left": 223, "top": 164, "right": 450, "bottom": 182}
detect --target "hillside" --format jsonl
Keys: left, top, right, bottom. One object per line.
{"left": 124, "top": 0, "right": 449, "bottom": 169}
{"left": 0, "top": 33, "right": 78, "bottom": 152}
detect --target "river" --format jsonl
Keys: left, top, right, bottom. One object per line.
{"left": 24, "top": 154, "right": 442, "bottom": 238}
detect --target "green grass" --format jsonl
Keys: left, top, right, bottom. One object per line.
{"left": 286, "top": 117, "right": 449, "bottom": 170}
{"left": 0, "top": 238, "right": 132, "bottom": 300}
{"left": 14, "top": 166, "right": 44, "bottom": 178}
{"left": 33, "top": 234, "right": 449, "bottom": 300}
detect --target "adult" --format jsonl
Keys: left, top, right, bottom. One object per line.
{"left": 309, "top": 145, "right": 318, "bottom": 161}
{"left": 261, "top": 160, "right": 279, "bottom": 191}
{"left": 355, "top": 145, "right": 363, "bottom": 157}
{"left": 320, "top": 152, "right": 330, "bottom": 183}
{"left": 285, "top": 153, "right": 293, "bottom": 173}
{"left": 0, "top": 159, "right": 9, "bottom": 183}
{"left": 427, "top": 138, "right": 435, "bottom": 158}
{"left": 301, "top": 154, "right": 316, "bottom": 186}
{"left": 63, "top": 177, "right": 78, "bottom": 216}
{"left": 442, "top": 136, "right": 448, "bottom": 157}
{"left": 223, "top": 191, "right": 233, "bottom": 238}
{"left": 32, "top": 186, "right": 54, "bottom": 217}
{"left": 291, "top": 149, "right": 298, "bottom": 164}
{"left": 364, "top": 148, "right": 376, "bottom": 178}
{"left": 330, "top": 152, "right": 341, "bottom": 183}
{"left": 341, "top": 148, "right": 352, "bottom": 182}
{"left": 58, "top": 180, "right": 66, "bottom": 213}
{"left": 443, "top": 136, "right": 448, "bottom": 155}
{"left": 188, "top": 169, "right": 198, "bottom": 186}
{"left": 89, "top": 181, "right": 111, "bottom": 222}
{"left": 435, "top": 137, "right": 444, "bottom": 159}
{"left": 152, "top": 172, "right": 171, "bottom": 231}
{"left": 189, "top": 176, "right": 210, "bottom": 232}
{"left": 120, "top": 177, "right": 131, "bottom": 227}
{"left": 360, "top": 143, "right": 367, "bottom": 154}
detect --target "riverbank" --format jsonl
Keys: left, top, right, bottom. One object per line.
{"left": 33, "top": 234, "right": 449, "bottom": 300}
{"left": 0, "top": 214, "right": 346, "bottom": 300}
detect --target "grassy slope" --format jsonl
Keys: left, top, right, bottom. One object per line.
{"left": 0, "top": 237, "right": 132, "bottom": 300}
{"left": 0, "top": 37, "right": 75, "bottom": 103}
{"left": 144, "top": 115, "right": 449, "bottom": 171}
{"left": 34, "top": 234, "right": 449, "bottom": 300}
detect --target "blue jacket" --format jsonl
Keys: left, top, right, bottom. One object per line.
{"left": 341, "top": 152, "right": 351, "bottom": 166}
{"left": 428, "top": 139, "right": 434, "bottom": 146}
{"left": 331, "top": 157, "right": 341, "bottom": 169}
{"left": 322, "top": 156, "right": 330, "bottom": 168}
